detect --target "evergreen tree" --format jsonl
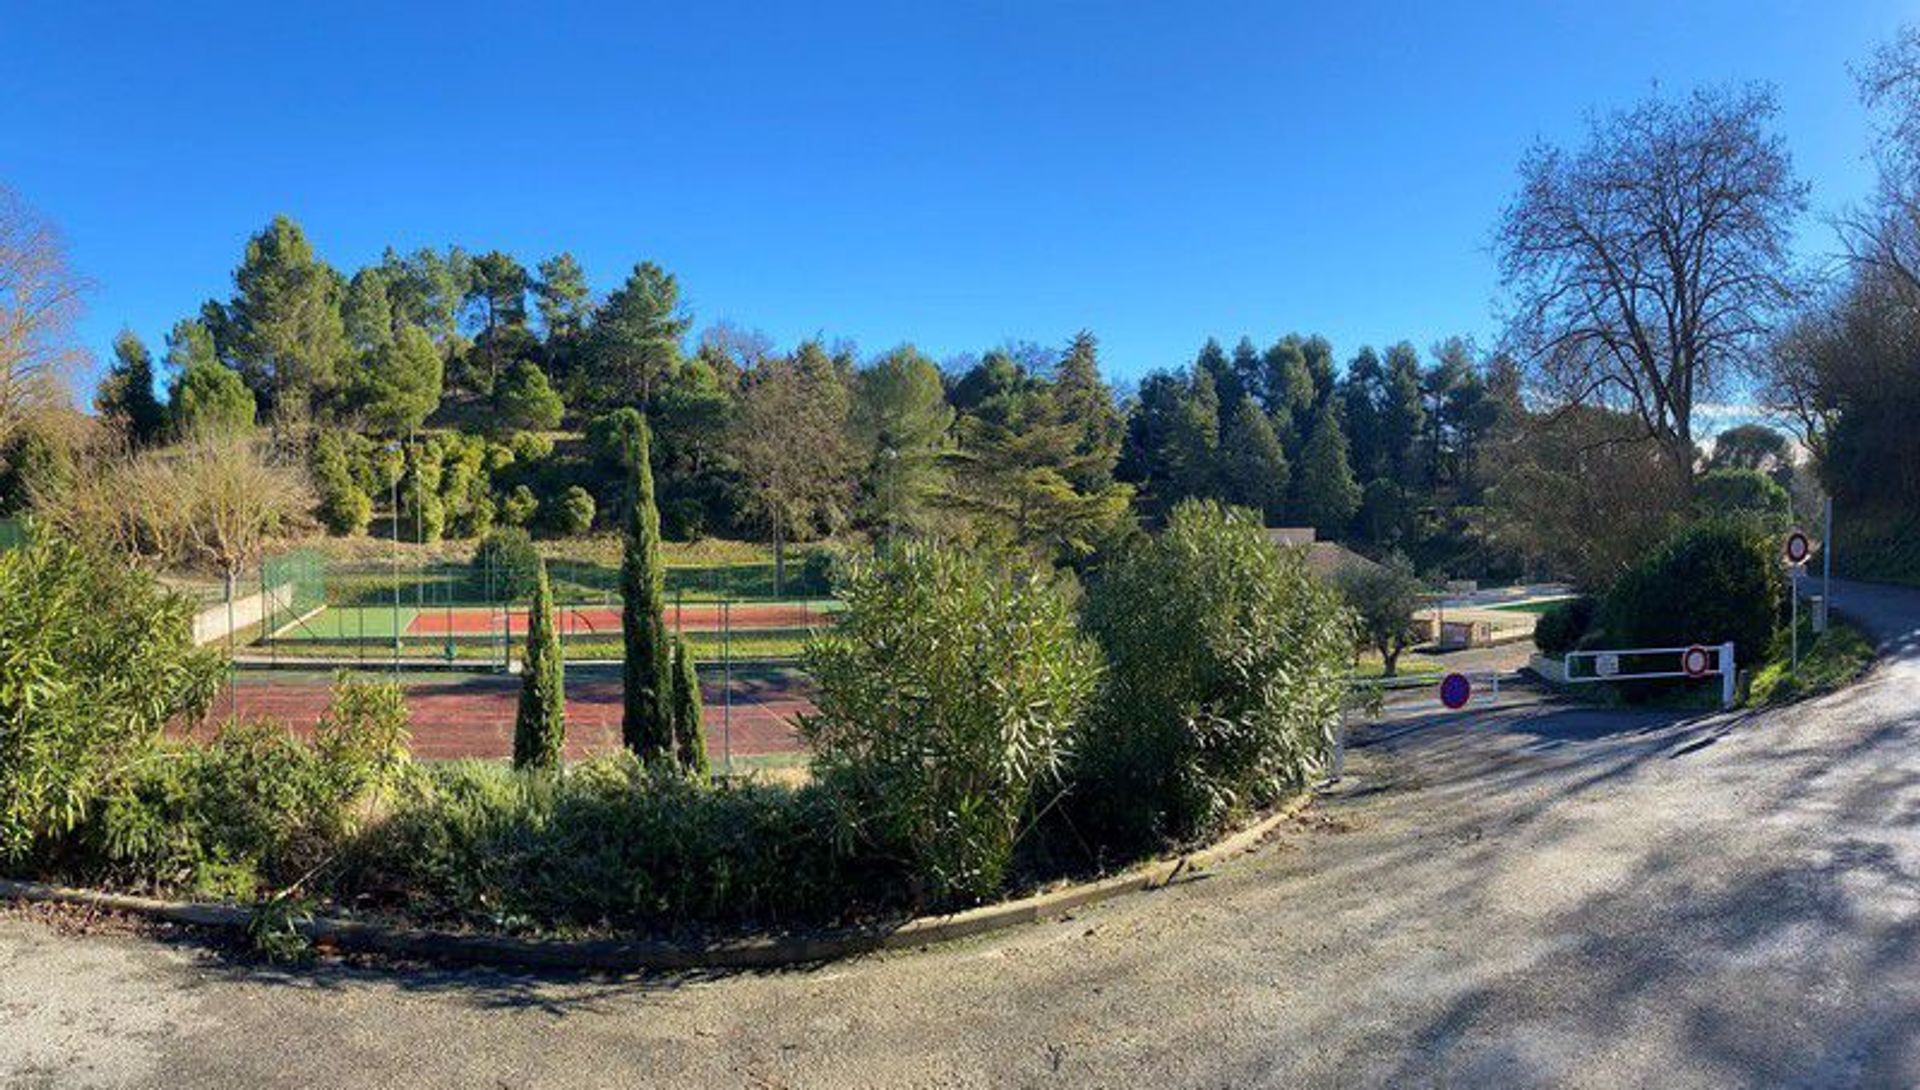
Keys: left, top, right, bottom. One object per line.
{"left": 169, "top": 358, "right": 256, "bottom": 438}
{"left": 1293, "top": 401, "right": 1361, "bottom": 536}
{"left": 493, "top": 359, "right": 566, "bottom": 432}
{"left": 583, "top": 262, "right": 689, "bottom": 410}
{"left": 311, "top": 432, "right": 372, "bottom": 534}
{"left": 223, "top": 215, "right": 349, "bottom": 414}
{"left": 1051, "top": 330, "right": 1124, "bottom": 489}
{"left": 164, "top": 318, "right": 220, "bottom": 375}
{"left": 1219, "top": 395, "right": 1290, "bottom": 522}
{"left": 350, "top": 323, "right": 443, "bottom": 435}
{"left": 670, "top": 637, "right": 709, "bottom": 779}
{"left": 1381, "top": 342, "right": 1428, "bottom": 487}
{"left": 620, "top": 415, "right": 674, "bottom": 758}
{"left": 851, "top": 346, "right": 952, "bottom": 538}
{"left": 95, "top": 329, "right": 166, "bottom": 445}
{"left": 1159, "top": 367, "right": 1221, "bottom": 503}
{"left": 534, "top": 252, "right": 593, "bottom": 342}
{"left": 1342, "top": 346, "right": 1387, "bottom": 482}
{"left": 513, "top": 558, "right": 566, "bottom": 770}
{"left": 379, "top": 246, "right": 471, "bottom": 348}
{"left": 342, "top": 267, "right": 395, "bottom": 352}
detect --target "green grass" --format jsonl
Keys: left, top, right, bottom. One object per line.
{"left": 1487, "top": 598, "right": 1576, "bottom": 615}
{"left": 1746, "top": 618, "right": 1876, "bottom": 707}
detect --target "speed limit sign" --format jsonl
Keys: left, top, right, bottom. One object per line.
{"left": 1784, "top": 529, "right": 1813, "bottom": 567}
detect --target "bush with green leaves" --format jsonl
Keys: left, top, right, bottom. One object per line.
{"left": 553, "top": 484, "right": 596, "bottom": 536}
{"left": 1078, "top": 500, "right": 1354, "bottom": 850}
{"left": 500, "top": 484, "right": 539, "bottom": 528}
{"left": 493, "top": 360, "right": 566, "bottom": 432}
{"left": 1600, "top": 518, "right": 1783, "bottom": 669}
{"left": 310, "top": 432, "right": 372, "bottom": 535}
{"left": 473, "top": 527, "right": 542, "bottom": 601}
{"left": 801, "top": 542, "right": 1099, "bottom": 904}
{"left": 1533, "top": 596, "right": 1598, "bottom": 655}
{"left": 0, "top": 538, "right": 226, "bottom": 863}
{"left": 351, "top": 755, "right": 890, "bottom": 930}
{"left": 1694, "top": 468, "right": 1791, "bottom": 528}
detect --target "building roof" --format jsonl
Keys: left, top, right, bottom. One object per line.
{"left": 1264, "top": 527, "right": 1382, "bottom": 581}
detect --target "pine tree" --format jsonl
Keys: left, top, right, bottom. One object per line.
{"left": 1053, "top": 331, "right": 1124, "bottom": 489}
{"left": 96, "top": 329, "right": 166, "bottom": 445}
{"left": 621, "top": 414, "right": 674, "bottom": 758}
{"left": 222, "top": 215, "right": 350, "bottom": 415}
{"left": 671, "top": 637, "right": 709, "bottom": 779}
{"left": 1293, "top": 401, "right": 1361, "bottom": 537}
{"left": 514, "top": 558, "right": 566, "bottom": 770}
{"left": 1219, "top": 396, "right": 1290, "bottom": 522}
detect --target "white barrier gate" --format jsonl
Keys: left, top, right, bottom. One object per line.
{"left": 1562, "top": 641, "right": 1737, "bottom": 709}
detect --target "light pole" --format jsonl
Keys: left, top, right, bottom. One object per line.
{"left": 387, "top": 440, "right": 403, "bottom": 677}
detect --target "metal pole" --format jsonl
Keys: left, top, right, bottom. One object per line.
{"left": 1722, "top": 641, "right": 1737, "bottom": 709}
{"left": 722, "top": 598, "right": 733, "bottom": 776}
{"left": 390, "top": 474, "right": 400, "bottom": 677}
{"left": 1791, "top": 571, "right": 1800, "bottom": 672}
{"left": 1823, "top": 495, "right": 1834, "bottom": 609}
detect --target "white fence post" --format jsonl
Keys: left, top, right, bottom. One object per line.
{"left": 1721, "top": 641, "right": 1736, "bottom": 709}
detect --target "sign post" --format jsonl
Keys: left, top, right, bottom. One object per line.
{"left": 1784, "top": 529, "right": 1813, "bottom": 672}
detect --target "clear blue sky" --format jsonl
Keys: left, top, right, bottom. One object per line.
{"left": 0, "top": 1, "right": 1906, "bottom": 397}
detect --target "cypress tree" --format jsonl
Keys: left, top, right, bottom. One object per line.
{"left": 621, "top": 414, "right": 674, "bottom": 757}
{"left": 513, "top": 558, "right": 566, "bottom": 770}
{"left": 671, "top": 637, "right": 710, "bottom": 780}
{"left": 1293, "top": 401, "right": 1362, "bottom": 537}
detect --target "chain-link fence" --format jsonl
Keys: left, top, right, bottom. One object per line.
{"left": 238, "top": 548, "right": 837, "bottom": 670}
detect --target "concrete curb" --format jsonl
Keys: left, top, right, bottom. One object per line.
{"left": 0, "top": 794, "right": 1310, "bottom": 972}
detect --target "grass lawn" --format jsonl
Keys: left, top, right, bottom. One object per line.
{"left": 1487, "top": 598, "right": 1577, "bottom": 615}
{"left": 1746, "top": 618, "right": 1876, "bottom": 707}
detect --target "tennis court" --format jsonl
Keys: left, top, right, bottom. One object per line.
{"left": 205, "top": 665, "right": 812, "bottom": 763}
{"left": 266, "top": 600, "right": 835, "bottom": 641}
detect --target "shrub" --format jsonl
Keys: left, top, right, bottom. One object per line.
{"left": 78, "top": 676, "right": 409, "bottom": 898}
{"left": 473, "top": 528, "right": 541, "bottom": 601}
{"left": 1694, "top": 468, "right": 1791, "bottom": 528}
{"left": 493, "top": 360, "right": 566, "bottom": 433}
{"left": 552, "top": 485, "right": 595, "bottom": 536}
{"left": 311, "top": 433, "right": 372, "bottom": 536}
{"left": 0, "top": 538, "right": 226, "bottom": 863}
{"left": 1078, "top": 500, "right": 1353, "bottom": 850}
{"left": 1533, "top": 596, "right": 1598, "bottom": 655}
{"left": 508, "top": 430, "right": 555, "bottom": 464}
{"left": 797, "top": 543, "right": 847, "bottom": 596}
{"left": 801, "top": 543, "right": 1099, "bottom": 904}
{"left": 1600, "top": 518, "right": 1783, "bottom": 667}
{"left": 500, "top": 484, "right": 539, "bottom": 528}
{"left": 352, "top": 756, "right": 891, "bottom": 930}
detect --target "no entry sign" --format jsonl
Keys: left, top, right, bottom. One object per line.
{"left": 1440, "top": 672, "right": 1473, "bottom": 709}
{"left": 1784, "top": 529, "right": 1813, "bottom": 567}
{"left": 1681, "top": 644, "right": 1712, "bottom": 679}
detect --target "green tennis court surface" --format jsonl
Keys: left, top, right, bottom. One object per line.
{"left": 272, "top": 604, "right": 420, "bottom": 640}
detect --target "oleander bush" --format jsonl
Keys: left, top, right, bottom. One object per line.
{"left": 1075, "top": 501, "right": 1354, "bottom": 853}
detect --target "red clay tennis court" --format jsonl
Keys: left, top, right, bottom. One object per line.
{"left": 207, "top": 666, "right": 812, "bottom": 763}
{"left": 402, "top": 600, "right": 831, "bottom": 637}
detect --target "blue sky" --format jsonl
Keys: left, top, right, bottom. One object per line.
{"left": 0, "top": 1, "right": 1907, "bottom": 397}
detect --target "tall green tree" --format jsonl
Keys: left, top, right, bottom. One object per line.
{"left": 342, "top": 268, "right": 395, "bottom": 352}
{"left": 1052, "top": 330, "right": 1124, "bottom": 489}
{"left": 851, "top": 346, "right": 952, "bottom": 538}
{"left": 221, "top": 215, "right": 349, "bottom": 415}
{"left": 732, "top": 342, "right": 855, "bottom": 592}
{"left": 349, "top": 324, "right": 443, "bottom": 435}
{"left": 670, "top": 637, "right": 709, "bottom": 779}
{"left": 514, "top": 558, "right": 566, "bottom": 770}
{"left": 583, "top": 262, "right": 689, "bottom": 409}
{"left": 168, "top": 359, "right": 256, "bottom": 438}
{"left": 1293, "top": 401, "right": 1361, "bottom": 536}
{"left": 493, "top": 359, "right": 565, "bottom": 432}
{"left": 533, "top": 252, "right": 592, "bottom": 342}
{"left": 379, "top": 246, "right": 471, "bottom": 348}
{"left": 941, "top": 384, "right": 1134, "bottom": 562}
{"left": 620, "top": 415, "right": 673, "bottom": 758}
{"left": 95, "top": 329, "right": 165, "bottom": 445}
{"left": 1218, "top": 395, "right": 1290, "bottom": 522}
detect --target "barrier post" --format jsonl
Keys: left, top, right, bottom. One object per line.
{"left": 1721, "top": 641, "right": 1737, "bottom": 709}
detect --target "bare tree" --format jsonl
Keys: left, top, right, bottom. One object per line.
{"left": 0, "top": 186, "right": 89, "bottom": 449}
{"left": 1495, "top": 85, "right": 1806, "bottom": 490}
{"left": 38, "top": 435, "right": 311, "bottom": 598}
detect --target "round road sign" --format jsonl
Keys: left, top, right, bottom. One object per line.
{"left": 1682, "top": 644, "right": 1712, "bottom": 679}
{"left": 1784, "top": 529, "right": 1812, "bottom": 567}
{"left": 1440, "top": 672, "right": 1473, "bottom": 710}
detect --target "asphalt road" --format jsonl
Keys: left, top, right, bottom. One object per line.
{"left": 3, "top": 579, "right": 1917, "bottom": 1088}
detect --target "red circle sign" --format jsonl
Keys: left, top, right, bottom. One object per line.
{"left": 1440, "top": 672, "right": 1473, "bottom": 709}
{"left": 1682, "top": 645, "right": 1712, "bottom": 678}
{"left": 1784, "top": 530, "right": 1812, "bottom": 566}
